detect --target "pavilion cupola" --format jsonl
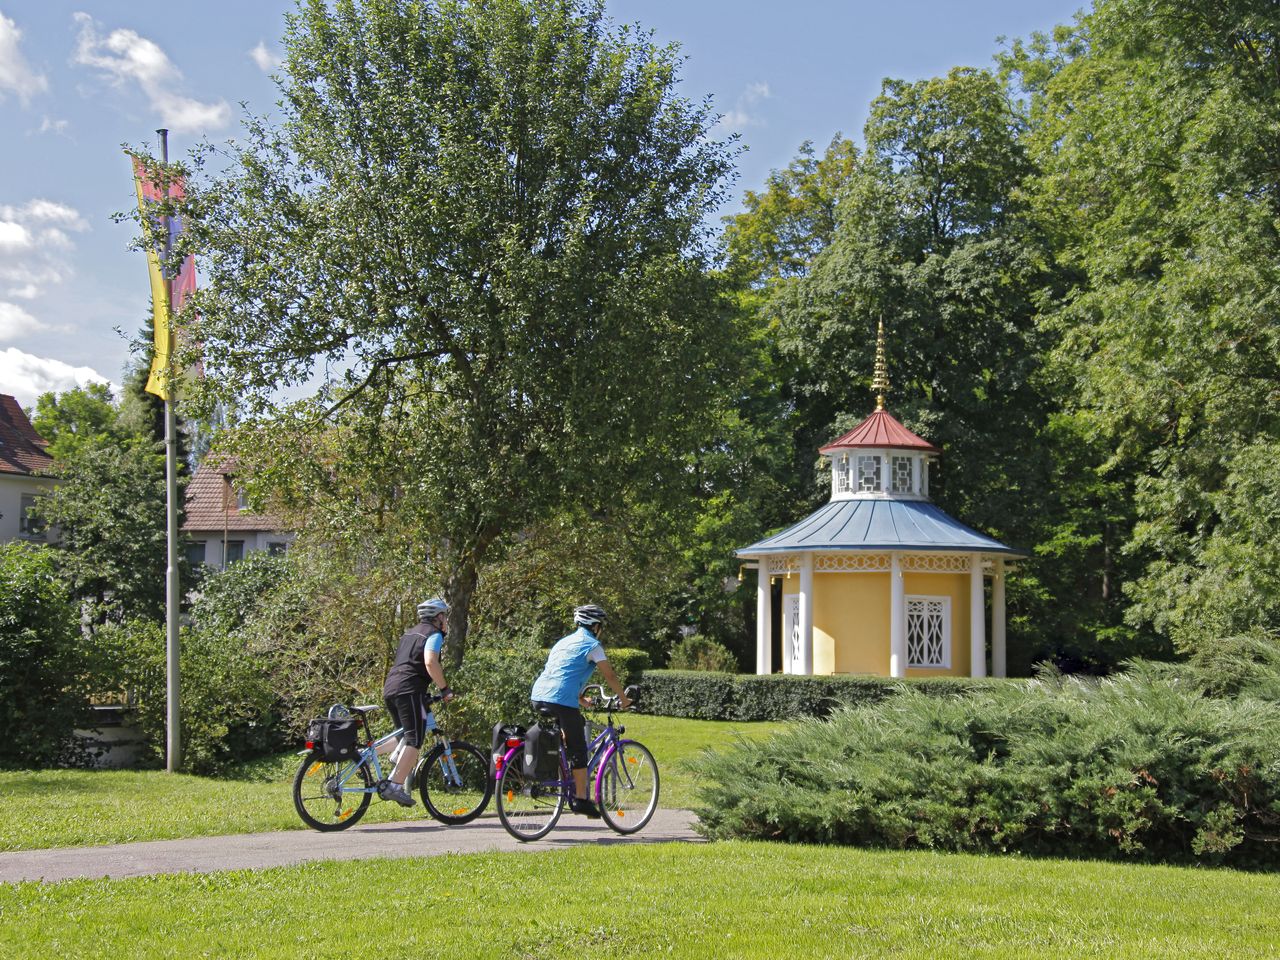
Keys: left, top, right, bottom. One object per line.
{"left": 819, "top": 319, "right": 939, "bottom": 501}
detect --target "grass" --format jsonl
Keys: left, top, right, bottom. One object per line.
{"left": 3, "top": 841, "right": 1278, "bottom": 958}
{"left": 1, "top": 714, "right": 767, "bottom": 851}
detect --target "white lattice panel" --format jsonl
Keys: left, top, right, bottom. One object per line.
{"left": 892, "top": 456, "right": 913, "bottom": 493}
{"left": 857, "top": 455, "right": 881, "bottom": 492}
{"left": 766, "top": 555, "right": 800, "bottom": 574}
{"left": 815, "top": 553, "right": 890, "bottom": 572}
{"left": 906, "top": 595, "right": 950, "bottom": 668}
{"left": 901, "top": 554, "right": 973, "bottom": 573}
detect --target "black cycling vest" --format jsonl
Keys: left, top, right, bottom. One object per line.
{"left": 383, "top": 623, "right": 439, "bottom": 697}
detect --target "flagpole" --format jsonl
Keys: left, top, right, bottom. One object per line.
{"left": 158, "top": 128, "right": 182, "bottom": 773}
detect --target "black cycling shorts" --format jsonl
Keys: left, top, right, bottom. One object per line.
{"left": 385, "top": 691, "right": 429, "bottom": 748}
{"left": 531, "top": 701, "right": 589, "bottom": 769}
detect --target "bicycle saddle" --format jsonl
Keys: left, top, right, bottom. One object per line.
{"left": 349, "top": 704, "right": 381, "bottom": 715}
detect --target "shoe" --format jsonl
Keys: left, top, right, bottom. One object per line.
{"left": 385, "top": 781, "right": 416, "bottom": 808}
{"left": 570, "top": 798, "right": 601, "bottom": 819}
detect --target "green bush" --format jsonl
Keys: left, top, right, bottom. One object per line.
{"left": 435, "top": 627, "right": 547, "bottom": 738}
{"left": 667, "top": 635, "right": 738, "bottom": 672}
{"left": 0, "top": 543, "right": 86, "bottom": 766}
{"left": 598, "top": 647, "right": 650, "bottom": 686}
{"left": 98, "top": 620, "right": 284, "bottom": 775}
{"left": 689, "top": 665, "right": 1280, "bottom": 867}
{"left": 636, "top": 669, "right": 1004, "bottom": 720}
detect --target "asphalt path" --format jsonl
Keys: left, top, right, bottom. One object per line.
{"left": 0, "top": 808, "right": 701, "bottom": 883}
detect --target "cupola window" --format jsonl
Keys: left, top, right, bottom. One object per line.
{"left": 892, "top": 455, "right": 914, "bottom": 493}
{"left": 857, "top": 455, "right": 881, "bottom": 493}
{"left": 835, "top": 454, "right": 851, "bottom": 494}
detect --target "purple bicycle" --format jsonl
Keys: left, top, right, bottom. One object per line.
{"left": 493, "top": 684, "right": 659, "bottom": 841}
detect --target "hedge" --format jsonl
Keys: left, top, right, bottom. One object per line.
{"left": 634, "top": 669, "right": 1011, "bottom": 721}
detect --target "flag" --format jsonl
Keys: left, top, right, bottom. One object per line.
{"left": 131, "top": 154, "right": 197, "bottom": 400}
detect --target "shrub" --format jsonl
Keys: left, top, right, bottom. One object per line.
{"left": 98, "top": 620, "right": 284, "bottom": 775}
{"left": 599, "top": 647, "right": 650, "bottom": 686}
{"left": 667, "top": 635, "right": 737, "bottom": 672}
{"left": 689, "top": 667, "right": 1280, "bottom": 867}
{"left": 636, "top": 669, "right": 1003, "bottom": 720}
{"left": 0, "top": 543, "right": 86, "bottom": 766}
{"left": 435, "top": 627, "right": 547, "bottom": 738}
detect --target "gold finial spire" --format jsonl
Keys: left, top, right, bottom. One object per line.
{"left": 871, "top": 317, "right": 890, "bottom": 411}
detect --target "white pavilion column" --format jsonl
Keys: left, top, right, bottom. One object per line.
{"left": 969, "top": 553, "right": 987, "bottom": 678}
{"left": 889, "top": 552, "right": 906, "bottom": 678}
{"left": 798, "top": 553, "right": 814, "bottom": 675}
{"left": 992, "top": 559, "right": 1006, "bottom": 678}
{"left": 756, "top": 564, "right": 772, "bottom": 675}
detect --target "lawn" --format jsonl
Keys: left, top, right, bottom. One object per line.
{"left": 3, "top": 841, "right": 1278, "bottom": 958}
{"left": 1, "top": 714, "right": 767, "bottom": 851}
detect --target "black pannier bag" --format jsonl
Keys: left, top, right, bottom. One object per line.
{"left": 491, "top": 722, "right": 526, "bottom": 772}
{"left": 307, "top": 717, "right": 360, "bottom": 762}
{"left": 522, "top": 722, "right": 561, "bottom": 780}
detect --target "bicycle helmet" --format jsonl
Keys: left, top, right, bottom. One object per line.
{"left": 416, "top": 597, "right": 450, "bottom": 622}
{"left": 573, "top": 604, "right": 608, "bottom": 628}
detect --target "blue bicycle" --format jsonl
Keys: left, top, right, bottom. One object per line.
{"left": 292, "top": 696, "right": 491, "bottom": 831}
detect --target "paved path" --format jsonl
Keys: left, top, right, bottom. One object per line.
{"left": 0, "top": 808, "right": 701, "bottom": 883}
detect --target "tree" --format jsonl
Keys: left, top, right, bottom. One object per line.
{"left": 31, "top": 382, "right": 127, "bottom": 462}
{"left": 1003, "top": 0, "right": 1280, "bottom": 654}
{"left": 180, "top": 0, "right": 739, "bottom": 662}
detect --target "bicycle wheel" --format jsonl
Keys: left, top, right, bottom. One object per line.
{"left": 495, "top": 751, "right": 564, "bottom": 842}
{"left": 597, "top": 739, "right": 659, "bottom": 835}
{"left": 418, "top": 740, "right": 493, "bottom": 825}
{"left": 292, "top": 753, "right": 373, "bottom": 831}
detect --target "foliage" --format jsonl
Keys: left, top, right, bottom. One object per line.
{"left": 667, "top": 634, "right": 738, "bottom": 672}
{"left": 0, "top": 543, "right": 86, "bottom": 767}
{"left": 637, "top": 668, "right": 1003, "bottom": 721}
{"left": 30, "top": 382, "right": 129, "bottom": 462}
{"left": 691, "top": 667, "right": 1280, "bottom": 866}
{"left": 97, "top": 619, "right": 283, "bottom": 775}
{"left": 597, "top": 646, "right": 649, "bottom": 686}
{"left": 1001, "top": 0, "right": 1280, "bottom": 657}
{"left": 34, "top": 440, "right": 177, "bottom": 623}
{"left": 432, "top": 626, "right": 547, "bottom": 739}
{"left": 189, "top": 550, "right": 291, "bottom": 636}
{"left": 179, "top": 0, "right": 740, "bottom": 662}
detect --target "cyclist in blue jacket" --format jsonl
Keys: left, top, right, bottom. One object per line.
{"left": 530, "top": 604, "right": 632, "bottom": 818}
{"left": 380, "top": 597, "right": 455, "bottom": 807}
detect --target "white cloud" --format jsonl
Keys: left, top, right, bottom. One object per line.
{"left": 716, "top": 81, "right": 772, "bottom": 135}
{"left": 0, "top": 347, "right": 113, "bottom": 407}
{"left": 0, "top": 198, "right": 88, "bottom": 304}
{"left": 0, "top": 12, "right": 48, "bottom": 105}
{"left": 0, "top": 221, "right": 31, "bottom": 251}
{"left": 38, "top": 116, "right": 70, "bottom": 135}
{"left": 249, "top": 41, "right": 281, "bottom": 73}
{"left": 72, "top": 13, "right": 230, "bottom": 133}
{"left": 0, "top": 302, "right": 42, "bottom": 340}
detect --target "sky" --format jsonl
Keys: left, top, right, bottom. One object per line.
{"left": 0, "top": 0, "right": 1085, "bottom": 409}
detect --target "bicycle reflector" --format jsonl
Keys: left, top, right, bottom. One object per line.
{"left": 305, "top": 740, "right": 315, "bottom": 750}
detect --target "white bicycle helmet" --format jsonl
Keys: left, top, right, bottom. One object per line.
{"left": 573, "top": 604, "right": 608, "bottom": 628}
{"left": 416, "top": 597, "right": 450, "bottom": 622}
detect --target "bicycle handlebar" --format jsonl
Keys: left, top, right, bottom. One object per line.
{"left": 581, "top": 683, "right": 640, "bottom": 712}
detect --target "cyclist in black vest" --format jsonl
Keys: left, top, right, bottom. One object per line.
{"left": 380, "top": 597, "right": 454, "bottom": 807}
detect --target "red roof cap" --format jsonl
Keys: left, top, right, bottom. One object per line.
{"left": 819, "top": 408, "right": 940, "bottom": 454}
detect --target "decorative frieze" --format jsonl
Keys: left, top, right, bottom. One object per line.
{"left": 900, "top": 553, "right": 973, "bottom": 574}
{"left": 815, "top": 553, "right": 890, "bottom": 572}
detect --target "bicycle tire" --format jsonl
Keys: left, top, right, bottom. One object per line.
{"left": 418, "top": 739, "right": 493, "bottom": 825}
{"left": 292, "top": 753, "right": 373, "bottom": 831}
{"left": 495, "top": 749, "right": 564, "bottom": 841}
{"left": 596, "top": 739, "right": 659, "bottom": 835}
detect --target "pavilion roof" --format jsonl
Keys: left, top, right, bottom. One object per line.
{"left": 818, "top": 409, "right": 940, "bottom": 455}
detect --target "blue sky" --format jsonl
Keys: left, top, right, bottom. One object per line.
{"left": 0, "top": 0, "right": 1084, "bottom": 407}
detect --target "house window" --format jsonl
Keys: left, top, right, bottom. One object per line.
{"left": 835, "top": 454, "right": 850, "bottom": 493}
{"left": 857, "top": 455, "right": 881, "bottom": 493}
{"left": 906, "top": 596, "right": 950, "bottom": 668}
{"left": 267, "top": 541, "right": 288, "bottom": 557}
{"left": 892, "top": 456, "right": 914, "bottom": 493}
{"left": 223, "top": 540, "right": 244, "bottom": 565}
{"left": 19, "top": 494, "right": 45, "bottom": 537}
{"left": 185, "top": 542, "right": 206, "bottom": 567}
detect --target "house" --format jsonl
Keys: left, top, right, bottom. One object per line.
{"left": 735, "top": 324, "right": 1026, "bottom": 679}
{"left": 182, "top": 460, "right": 293, "bottom": 569}
{"left": 0, "top": 394, "right": 56, "bottom": 544}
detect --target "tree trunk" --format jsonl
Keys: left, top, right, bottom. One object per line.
{"left": 443, "top": 556, "right": 479, "bottom": 670}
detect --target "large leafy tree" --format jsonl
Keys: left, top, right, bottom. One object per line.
{"left": 1004, "top": 0, "right": 1280, "bottom": 653}
{"left": 181, "top": 0, "right": 738, "bottom": 660}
